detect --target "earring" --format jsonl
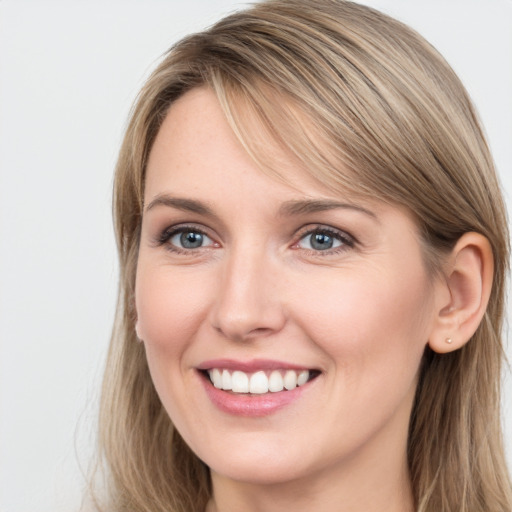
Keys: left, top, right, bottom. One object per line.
{"left": 445, "top": 338, "right": 453, "bottom": 344}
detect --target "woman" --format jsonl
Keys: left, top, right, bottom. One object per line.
{"left": 95, "top": 1, "right": 512, "bottom": 511}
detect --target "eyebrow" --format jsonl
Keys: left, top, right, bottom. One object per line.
{"left": 278, "top": 199, "right": 378, "bottom": 220}
{"left": 145, "top": 195, "right": 216, "bottom": 216}
{"left": 145, "top": 194, "right": 377, "bottom": 221}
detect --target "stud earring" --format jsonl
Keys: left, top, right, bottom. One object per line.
{"left": 445, "top": 338, "right": 453, "bottom": 344}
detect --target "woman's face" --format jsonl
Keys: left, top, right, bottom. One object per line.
{"left": 136, "top": 87, "right": 440, "bottom": 487}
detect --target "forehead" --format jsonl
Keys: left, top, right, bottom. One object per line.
{"left": 147, "top": 88, "right": 252, "bottom": 186}
{"left": 146, "top": 88, "right": 296, "bottom": 200}
{"left": 144, "top": 87, "right": 422, "bottom": 236}
{"left": 146, "top": 87, "right": 357, "bottom": 204}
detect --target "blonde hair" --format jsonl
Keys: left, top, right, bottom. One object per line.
{"left": 95, "top": 1, "right": 512, "bottom": 511}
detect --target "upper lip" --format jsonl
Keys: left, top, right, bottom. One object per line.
{"left": 196, "top": 358, "right": 314, "bottom": 372}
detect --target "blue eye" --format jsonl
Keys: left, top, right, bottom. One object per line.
{"left": 160, "top": 227, "right": 216, "bottom": 251}
{"left": 172, "top": 231, "right": 207, "bottom": 249}
{"left": 297, "top": 228, "right": 352, "bottom": 252}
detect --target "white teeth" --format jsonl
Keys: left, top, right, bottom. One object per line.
{"left": 211, "top": 368, "right": 222, "bottom": 389}
{"left": 297, "top": 370, "right": 309, "bottom": 386}
{"left": 268, "top": 370, "right": 284, "bottom": 392}
{"left": 207, "top": 368, "right": 311, "bottom": 394}
{"left": 249, "top": 371, "right": 268, "bottom": 394}
{"left": 221, "top": 369, "right": 232, "bottom": 390}
{"left": 231, "top": 371, "right": 249, "bottom": 393}
{"left": 283, "top": 370, "right": 298, "bottom": 390}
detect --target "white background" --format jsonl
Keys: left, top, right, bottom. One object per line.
{"left": 0, "top": 1, "right": 511, "bottom": 511}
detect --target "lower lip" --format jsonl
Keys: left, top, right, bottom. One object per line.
{"left": 200, "top": 373, "right": 311, "bottom": 417}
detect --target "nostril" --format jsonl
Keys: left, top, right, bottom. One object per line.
{"left": 209, "top": 258, "right": 287, "bottom": 341}
{"left": 215, "top": 325, "right": 277, "bottom": 342}
{"left": 211, "top": 308, "right": 286, "bottom": 342}
{"left": 248, "top": 327, "right": 275, "bottom": 336}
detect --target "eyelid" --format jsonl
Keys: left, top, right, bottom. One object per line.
{"left": 152, "top": 222, "right": 356, "bottom": 256}
{"left": 291, "top": 224, "right": 356, "bottom": 253}
{"left": 154, "top": 223, "right": 220, "bottom": 251}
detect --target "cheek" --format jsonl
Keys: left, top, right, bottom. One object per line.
{"left": 135, "top": 262, "right": 212, "bottom": 353}
{"left": 290, "top": 267, "right": 433, "bottom": 456}
{"left": 134, "top": 262, "right": 213, "bottom": 430}
{"left": 294, "top": 264, "right": 433, "bottom": 393}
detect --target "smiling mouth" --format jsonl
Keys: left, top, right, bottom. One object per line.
{"left": 203, "top": 368, "right": 320, "bottom": 394}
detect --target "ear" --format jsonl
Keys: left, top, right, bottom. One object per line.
{"left": 135, "top": 319, "right": 143, "bottom": 343}
{"left": 428, "top": 232, "right": 493, "bottom": 354}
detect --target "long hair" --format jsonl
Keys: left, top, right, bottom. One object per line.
{"left": 94, "top": 1, "right": 512, "bottom": 510}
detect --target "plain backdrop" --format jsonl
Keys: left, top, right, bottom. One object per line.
{"left": 0, "top": 1, "right": 511, "bottom": 511}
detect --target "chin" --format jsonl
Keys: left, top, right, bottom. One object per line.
{"left": 194, "top": 434, "right": 322, "bottom": 486}
{"left": 209, "top": 457, "right": 310, "bottom": 486}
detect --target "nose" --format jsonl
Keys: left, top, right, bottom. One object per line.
{"left": 209, "top": 246, "right": 287, "bottom": 342}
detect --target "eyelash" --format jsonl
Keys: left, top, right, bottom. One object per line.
{"left": 155, "top": 224, "right": 356, "bottom": 256}
{"left": 292, "top": 226, "right": 356, "bottom": 256}
{"left": 155, "top": 224, "right": 217, "bottom": 255}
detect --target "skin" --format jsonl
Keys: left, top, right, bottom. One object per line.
{"left": 135, "top": 87, "right": 447, "bottom": 512}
